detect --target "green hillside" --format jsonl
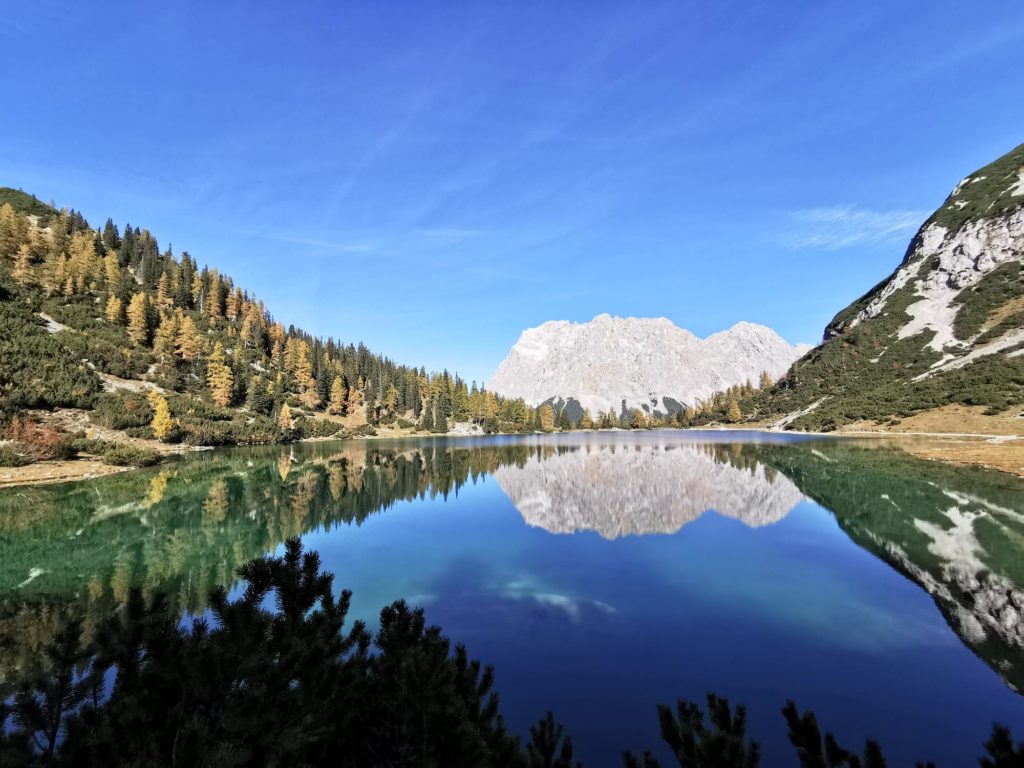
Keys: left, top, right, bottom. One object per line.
{"left": 0, "top": 193, "right": 540, "bottom": 467}
{"left": 753, "top": 143, "right": 1024, "bottom": 431}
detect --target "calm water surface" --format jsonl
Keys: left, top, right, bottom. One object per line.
{"left": 1, "top": 431, "right": 1022, "bottom": 765}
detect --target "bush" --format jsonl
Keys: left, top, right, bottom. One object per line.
{"left": 351, "top": 424, "right": 377, "bottom": 437}
{"left": 96, "top": 444, "right": 161, "bottom": 467}
{"left": 293, "top": 418, "right": 342, "bottom": 439}
{"left": 68, "top": 437, "right": 162, "bottom": 467}
{"left": 4, "top": 416, "right": 75, "bottom": 460}
{"left": 0, "top": 445, "right": 32, "bottom": 467}
{"left": 91, "top": 392, "right": 154, "bottom": 430}
{"left": 0, "top": 300, "right": 100, "bottom": 414}
{"left": 396, "top": 417, "right": 414, "bottom": 429}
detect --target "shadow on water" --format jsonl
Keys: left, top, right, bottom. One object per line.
{"left": 0, "top": 431, "right": 1021, "bottom": 696}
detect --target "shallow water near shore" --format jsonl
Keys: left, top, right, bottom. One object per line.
{"left": 1, "top": 430, "right": 1022, "bottom": 765}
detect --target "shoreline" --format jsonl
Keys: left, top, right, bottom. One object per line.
{"left": 1, "top": 423, "right": 1021, "bottom": 489}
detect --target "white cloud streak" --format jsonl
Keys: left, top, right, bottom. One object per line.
{"left": 781, "top": 205, "right": 927, "bottom": 250}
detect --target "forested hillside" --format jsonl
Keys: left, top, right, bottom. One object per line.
{"left": 748, "top": 143, "right": 1024, "bottom": 431}
{"left": 0, "top": 189, "right": 540, "bottom": 466}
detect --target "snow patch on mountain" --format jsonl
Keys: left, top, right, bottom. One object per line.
{"left": 486, "top": 314, "right": 811, "bottom": 415}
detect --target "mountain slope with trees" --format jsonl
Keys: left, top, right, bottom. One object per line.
{"left": 750, "top": 142, "right": 1024, "bottom": 432}
{"left": 0, "top": 189, "right": 542, "bottom": 468}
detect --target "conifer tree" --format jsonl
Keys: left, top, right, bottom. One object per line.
{"left": 328, "top": 376, "right": 346, "bottom": 415}
{"left": 630, "top": 408, "right": 648, "bottom": 429}
{"left": 148, "top": 390, "right": 174, "bottom": 440}
{"left": 175, "top": 314, "right": 203, "bottom": 363}
{"left": 246, "top": 376, "right": 273, "bottom": 415}
{"left": 759, "top": 371, "right": 774, "bottom": 390}
{"left": 580, "top": 409, "right": 594, "bottom": 429}
{"left": 126, "top": 292, "right": 151, "bottom": 345}
{"left": 419, "top": 402, "right": 435, "bottom": 432}
{"left": 278, "top": 402, "right": 293, "bottom": 433}
{"left": 727, "top": 398, "right": 742, "bottom": 423}
{"left": 103, "top": 250, "right": 121, "bottom": 291}
{"left": 105, "top": 295, "right": 124, "bottom": 324}
{"left": 152, "top": 312, "right": 178, "bottom": 366}
{"left": 12, "top": 243, "right": 34, "bottom": 287}
{"left": 0, "top": 203, "right": 28, "bottom": 257}
{"left": 207, "top": 342, "right": 234, "bottom": 407}
{"left": 539, "top": 404, "right": 555, "bottom": 432}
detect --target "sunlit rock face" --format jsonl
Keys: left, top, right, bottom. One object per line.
{"left": 486, "top": 314, "right": 812, "bottom": 416}
{"left": 492, "top": 442, "right": 804, "bottom": 539}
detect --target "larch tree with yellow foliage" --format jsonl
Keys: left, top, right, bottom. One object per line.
{"left": 12, "top": 243, "right": 35, "bottom": 287}
{"left": 105, "top": 295, "right": 124, "bottom": 324}
{"left": 103, "top": 250, "right": 121, "bottom": 291}
{"left": 580, "top": 409, "right": 594, "bottom": 429}
{"left": 538, "top": 404, "right": 555, "bottom": 432}
{"left": 148, "top": 390, "right": 174, "bottom": 440}
{"left": 278, "top": 403, "right": 293, "bottom": 433}
{"left": 328, "top": 376, "right": 346, "bottom": 414}
{"left": 175, "top": 314, "right": 203, "bottom": 363}
{"left": 727, "top": 398, "right": 743, "bottom": 423}
{"left": 207, "top": 342, "right": 234, "bottom": 407}
{"left": 126, "top": 292, "right": 151, "bottom": 345}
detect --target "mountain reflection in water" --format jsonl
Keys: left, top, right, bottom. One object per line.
{"left": 0, "top": 432, "right": 1021, "bottom": 699}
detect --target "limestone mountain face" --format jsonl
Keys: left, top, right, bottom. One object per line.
{"left": 491, "top": 441, "right": 804, "bottom": 539}
{"left": 486, "top": 314, "right": 811, "bottom": 417}
{"left": 764, "top": 142, "right": 1024, "bottom": 431}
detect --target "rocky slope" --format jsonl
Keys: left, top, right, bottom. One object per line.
{"left": 487, "top": 314, "right": 811, "bottom": 417}
{"left": 763, "top": 142, "right": 1024, "bottom": 431}
{"left": 492, "top": 440, "right": 804, "bottom": 538}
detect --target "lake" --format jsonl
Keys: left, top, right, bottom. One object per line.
{"left": 0, "top": 430, "right": 1022, "bottom": 765}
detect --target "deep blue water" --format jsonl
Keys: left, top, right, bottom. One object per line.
{"left": 2, "top": 430, "right": 1023, "bottom": 765}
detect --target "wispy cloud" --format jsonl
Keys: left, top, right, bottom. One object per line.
{"left": 780, "top": 205, "right": 926, "bottom": 250}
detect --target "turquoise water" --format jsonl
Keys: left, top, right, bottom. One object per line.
{"left": 0, "top": 431, "right": 1022, "bottom": 764}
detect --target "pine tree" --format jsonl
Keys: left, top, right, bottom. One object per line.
{"left": 126, "top": 292, "right": 151, "bottom": 345}
{"left": 759, "top": 371, "right": 774, "bottom": 390}
{"left": 580, "top": 409, "right": 594, "bottom": 429}
{"left": 148, "top": 390, "right": 174, "bottom": 440}
{"left": 207, "top": 342, "right": 234, "bottom": 407}
{"left": 278, "top": 402, "right": 293, "bottom": 433}
{"left": 435, "top": 409, "right": 448, "bottom": 434}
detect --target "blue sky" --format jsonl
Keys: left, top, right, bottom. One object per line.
{"left": 2, "top": 2, "right": 1023, "bottom": 384}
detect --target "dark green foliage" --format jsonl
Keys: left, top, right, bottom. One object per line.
{"left": 293, "top": 417, "right": 343, "bottom": 439}
{"left": 979, "top": 724, "right": 1024, "bottom": 768}
{"left": 527, "top": 710, "right": 581, "bottom": 768}
{"left": 0, "top": 300, "right": 100, "bottom": 415}
{"left": 0, "top": 445, "right": 32, "bottom": 467}
{"left": 91, "top": 392, "right": 153, "bottom": 430}
{"left": 783, "top": 701, "right": 890, "bottom": 768}
{"left": 953, "top": 262, "right": 1024, "bottom": 340}
{"left": 926, "top": 142, "right": 1024, "bottom": 235}
{"left": 67, "top": 437, "right": 162, "bottom": 467}
{"left": 625, "top": 694, "right": 760, "bottom": 768}
{"left": 0, "top": 187, "right": 56, "bottom": 224}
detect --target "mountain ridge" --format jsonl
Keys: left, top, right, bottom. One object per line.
{"left": 487, "top": 313, "right": 811, "bottom": 417}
